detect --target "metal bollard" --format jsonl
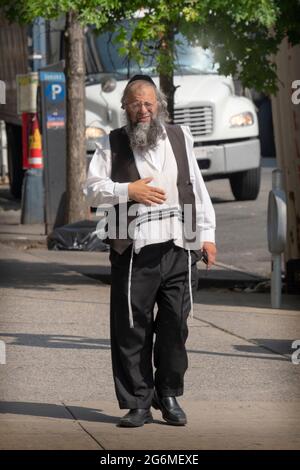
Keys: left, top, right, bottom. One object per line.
{"left": 267, "top": 169, "right": 287, "bottom": 308}
{"left": 0, "top": 80, "right": 5, "bottom": 104}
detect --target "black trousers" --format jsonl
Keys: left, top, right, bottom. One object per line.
{"left": 109, "top": 241, "right": 197, "bottom": 409}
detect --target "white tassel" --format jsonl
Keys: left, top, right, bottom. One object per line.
{"left": 188, "top": 250, "right": 194, "bottom": 320}
{"left": 128, "top": 244, "right": 135, "bottom": 328}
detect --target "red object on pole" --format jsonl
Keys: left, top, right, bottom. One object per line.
{"left": 22, "top": 112, "right": 29, "bottom": 169}
{"left": 28, "top": 113, "right": 43, "bottom": 169}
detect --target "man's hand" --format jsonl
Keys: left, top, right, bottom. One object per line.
{"left": 128, "top": 177, "right": 166, "bottom": 205}
{"left": 202, "top": 242, "right": 217, "bottom": 268}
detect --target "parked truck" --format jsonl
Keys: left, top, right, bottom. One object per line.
{"left": 0, "top": 17, "right": 261, "bottom": 201}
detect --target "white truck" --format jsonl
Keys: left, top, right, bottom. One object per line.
{"left": 84, "top": 31, "right": 261, "bottom": 201}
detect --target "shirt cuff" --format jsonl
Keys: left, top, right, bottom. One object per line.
{"left": 114, "top": 182, "right": 129, "bottom": 199}
{"left": 199, "top": 229, "right": 215, "bottom": 244}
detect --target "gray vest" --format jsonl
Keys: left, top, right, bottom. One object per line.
{"left": 108, "top": 124, "right": 196, "bottom": 254}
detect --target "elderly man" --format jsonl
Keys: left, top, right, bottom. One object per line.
{"left": 84, "top": 74, "right": 216, "bottom": 428}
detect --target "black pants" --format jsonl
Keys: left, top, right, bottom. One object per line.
{"left": 109, "top": 241, "right": 197, "bottom": 409}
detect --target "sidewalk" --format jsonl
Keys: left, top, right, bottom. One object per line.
{"left": 0, "top": 186, "right": 300, "bottom": 449}
{"left": 0, "top": 240, "right": 300, "bottom": 450}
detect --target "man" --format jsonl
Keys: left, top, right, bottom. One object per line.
{"left": 84, "top": 74, "right": 216, "bottom": 427}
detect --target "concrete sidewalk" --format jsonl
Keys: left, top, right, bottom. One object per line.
{"left": 1, "top": 182, "right": 300, "bottom": 449}
{"left": 0, "top": 241, "right": 300, "bottom": 450}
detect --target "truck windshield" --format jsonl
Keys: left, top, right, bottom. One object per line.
{"left": 85, "top": 29, "right": 219, "bottom": 81}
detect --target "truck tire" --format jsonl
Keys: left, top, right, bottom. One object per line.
{"left": 6, "top": 123, "right": 24, "bottom": 199}
{"left": 229, "top": 167, "right": 261, "bottom": 201}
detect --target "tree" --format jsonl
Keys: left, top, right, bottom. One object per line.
{"left": 115, "top": 0, "right": 282, "bottom": 119}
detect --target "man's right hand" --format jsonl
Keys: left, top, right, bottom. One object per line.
{"left": 128, "top": 177, "right": 166, "bottom": 205}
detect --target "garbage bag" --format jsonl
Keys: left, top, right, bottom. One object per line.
{"left": 47, "top": 219, "right": 109, "bottom": 251}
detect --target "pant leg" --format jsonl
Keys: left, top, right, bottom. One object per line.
{"left": 110, "top": 245, "right": 161, "bottom": 409}
{"left": 153, "top": 244, "right": 197, "bottom": 396}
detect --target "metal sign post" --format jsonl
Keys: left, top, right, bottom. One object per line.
{"left": 0, "top": 80, "right": 5, "bottom": 104}
{"left": 267, "top": 169, "right": 287, "bottom": 308}
{"left": 17, "top": 72, "right": 45, "bottom": 225}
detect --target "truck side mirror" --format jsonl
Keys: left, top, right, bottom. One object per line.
{"left": 101, "top": 77, "right": 117, "bottom": 93}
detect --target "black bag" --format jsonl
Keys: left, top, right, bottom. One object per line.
{"left": 47, "top": 219, "right": 109, "bottom": 252}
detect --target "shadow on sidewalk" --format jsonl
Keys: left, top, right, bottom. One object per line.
{"left": 193, "top": 290, "right": 300, "bottom": 311}
{"left": 0, "top": 333, "right": 110, "bottom": 350}
{"left": 0, "top": 401, "right": 119, "bottom": 424}
{"left": 0, "top": 258, "right": 111, "bottom": 290}
{"left": 186, "top": 346, "right": 289, "bottom": 362}
{"left": 234, "top": 338, "right": 294, "bottom": 357}
{"left": 0, "top": 331, "right": 290, "bottom": 362}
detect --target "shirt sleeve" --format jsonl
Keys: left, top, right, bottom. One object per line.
{"left": 181, "top": 125, "right": 216, "bottom": 245}
{"left": 83, "top": 135, "right": 129, "bottom": 207}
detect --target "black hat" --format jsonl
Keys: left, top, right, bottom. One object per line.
{"left": 127, "top": 74, "right": 156, "bottom": 87}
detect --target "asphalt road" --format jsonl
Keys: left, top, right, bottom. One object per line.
{"left": 205, "top": 158, "right": 276, "bottom": 277}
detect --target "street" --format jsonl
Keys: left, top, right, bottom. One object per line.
{"left": 206, "top": 158, "right": 276, "bottom": 277}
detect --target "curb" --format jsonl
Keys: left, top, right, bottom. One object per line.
{"left": 0, "top": 236, "right": 47, "bottom": 249}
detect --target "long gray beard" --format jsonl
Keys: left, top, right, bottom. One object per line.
{"left": 126, "top": 117, "right": 165, "bottom": 153}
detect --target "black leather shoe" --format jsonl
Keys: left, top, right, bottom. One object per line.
{"left": 119, "top": 408, "right": 153, "bottom": 427}
{"left": 152, "top": 391, "right": 187, "bottom": 426}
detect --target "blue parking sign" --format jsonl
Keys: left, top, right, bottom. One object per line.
{"left": 45, "top": 82, "right": 65, "bottom": 102}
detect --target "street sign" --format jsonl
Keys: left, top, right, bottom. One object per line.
{"left": 16, "top": 72, "right": 39, "bottom": 114}
{"left": 45, "top": 82, "right": 65, "bottom": 103}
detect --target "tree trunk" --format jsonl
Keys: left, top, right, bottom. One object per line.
{"left": 159, "top": 25, "right": 176, "bottom": 122}
{"left": 160, "top": 72, "right": 176, "bottom": 122}
{"left": 65, "top": 11, "right": 88, "bottom": 224}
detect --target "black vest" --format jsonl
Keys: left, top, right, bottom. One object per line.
{"left": 108, "top": 124, "right": 196, "bottom": 254}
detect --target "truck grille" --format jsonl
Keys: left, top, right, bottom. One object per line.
{"left": 173, "top": 105, "right": 214, "bottom": 137}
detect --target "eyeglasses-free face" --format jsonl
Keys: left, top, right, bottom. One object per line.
{"left": 125, "top": 84, "right": 158, "bottom": 124}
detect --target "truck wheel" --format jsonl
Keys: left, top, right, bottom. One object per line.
{"left": 6, "top": 123, "right": 24, "bottom": 199}
{"left": 229, "top": 167, "right": 261, "bottom": 201}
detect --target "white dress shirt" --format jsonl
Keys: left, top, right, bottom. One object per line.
{"left": 84, "top": 125, "right": 216, "bottom": 248}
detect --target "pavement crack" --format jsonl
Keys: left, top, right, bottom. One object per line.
{"left": 193, "top": 315, "right": 291, "bottom": 360}
{"left": 61, "top": 401, "right": 106, "bottom": 450}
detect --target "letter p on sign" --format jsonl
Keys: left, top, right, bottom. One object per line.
{"left": 52, "top": 84, "right": 62, "bottom": 100}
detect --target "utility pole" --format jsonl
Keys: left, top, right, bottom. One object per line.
{"left": 21, "top": 17, "right": 46, "bottom": 224}
{"left": 271, "top": 39, "right": 300, "bottom": 293}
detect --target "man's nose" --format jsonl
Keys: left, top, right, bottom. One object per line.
{"left": 138, "top": 103, "right": 149, "bottom": 112}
